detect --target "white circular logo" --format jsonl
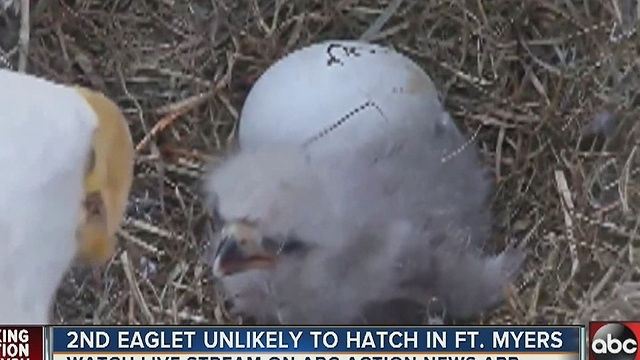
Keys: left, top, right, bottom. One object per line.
{"left": 591, "top": 323, "right": 638, "bottom": 360}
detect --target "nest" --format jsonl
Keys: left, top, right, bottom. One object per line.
{"left": 1, "top": 0, "right": 639, "bottom": 324}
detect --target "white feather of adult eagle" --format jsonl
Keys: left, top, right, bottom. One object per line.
{"left": 0, "top": 69, "right": 135, "bottom": 324}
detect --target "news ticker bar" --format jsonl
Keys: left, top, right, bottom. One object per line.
{"left": 49, "top": 327, "right": 582, "bottom": 353}
{"left": 13, "top": 323, "right": 640, "bottom": 360}
{"left": 0, "top": 326, "right": 586, "bottom": 360}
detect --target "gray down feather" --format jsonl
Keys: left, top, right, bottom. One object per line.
{"left": 204, "top": 112, "right": 525, "bottom": 324}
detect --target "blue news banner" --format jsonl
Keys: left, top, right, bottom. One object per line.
{"left": 47, "top": 327, "right": 585, "bottom": 360}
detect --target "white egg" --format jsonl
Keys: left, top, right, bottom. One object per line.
{"left": 238, "top": 40, "right": 454, "bottom": 158}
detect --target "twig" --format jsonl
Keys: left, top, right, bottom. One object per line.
{"left": 134, "top": 90, "right": 215, "bottom": 153}
{"left": 120, "top": 251, "right": 155, "bottom": 323}
{"left": 495, "top": 126, "right": 506, "bottom": 180}
{"left": 0, "top": 49, "right": 12, "bottom": 69}
{"left": 554, "top": 170, "right": 579, "bottom": 288}
{"left": 117, "top": 227, "right": 164, "bottom": 255}
{"left": 124, "top": 218, "right": 182, "bottom": 243}
{"left": 619, "top": 145, "right": 637, "bottom": 215}
{"left": 18, "top": 0, "right": 29, "bottom": 72}
{"left": 360, "top": 0, "right": 405, "bottom": 41}
{"left": 589, "top": 244, "right": 629, "bottom": 301}
{"left": 149, "top": 305, "right": 210, "bottom": 324}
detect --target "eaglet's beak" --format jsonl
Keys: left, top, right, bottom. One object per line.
{"left": 212, "top": 221, "right": 279, "bottom": 277}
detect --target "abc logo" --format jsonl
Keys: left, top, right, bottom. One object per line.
{"left": 591, "top": 323, "right": 638, "bottom": 360}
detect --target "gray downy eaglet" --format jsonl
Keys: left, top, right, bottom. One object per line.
{"left": 205, "top": 40, "right": 525, "bottom": 324}
{"left": 204, "top": 118, "right": 525, "bottom": 324}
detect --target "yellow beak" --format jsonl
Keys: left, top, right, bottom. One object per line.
{"left": 75, "top": 87, "right": 134, "bottom": 266}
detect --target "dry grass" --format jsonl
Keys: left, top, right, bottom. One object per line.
{"left": 1, "top": 0, "right": 639, "bottom": 325}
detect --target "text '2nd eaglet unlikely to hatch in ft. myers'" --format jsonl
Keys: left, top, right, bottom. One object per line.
{"left": 61, "top": 329, "right": 564, "bottom": 356}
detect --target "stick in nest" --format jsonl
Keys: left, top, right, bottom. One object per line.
{"left": 18, "top": 0, "right": 28, "bottom": 72}
{"left": 554, "top": 170, "right": 579, "bottom": 290}
{"left": 135, "top": 90, "right": 215, "bottom": 153}
{"left": 359, "top": 0, "right": 405, "bottom": 42}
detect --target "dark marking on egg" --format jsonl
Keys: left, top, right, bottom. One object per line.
{"left": 302, "top": 100, "right": 385, "bottom": 147}
{"left": 326, "top": 43, "right": 363, "bottom": 67}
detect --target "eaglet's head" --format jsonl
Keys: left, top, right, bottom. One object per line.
{"left": 205, "top": 146, "right": 340, "bottom": 278}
